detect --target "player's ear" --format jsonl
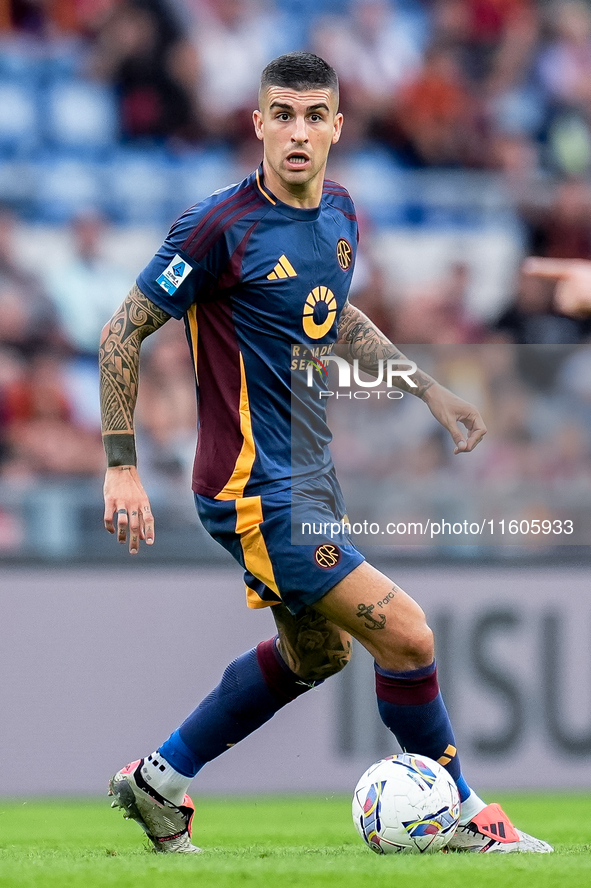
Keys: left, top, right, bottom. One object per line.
{"left": 332, "top": 112, "right": 344, "bottom": 145}
{"left": 253, "top": 109, "right": 264, "bottom": 141}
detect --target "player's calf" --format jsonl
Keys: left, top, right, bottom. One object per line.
{"left": 273, "top": 604, "right": 352, "bottom": 682}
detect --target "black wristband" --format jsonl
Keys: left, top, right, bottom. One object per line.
{"left": 103, "top": 434, "right": 137, "bottom": 467}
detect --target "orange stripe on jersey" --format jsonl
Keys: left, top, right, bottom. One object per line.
{"left": 186, "top": 303, "right": 199, "bottom": 382}
{"left": 255, "top": 168, "right": 276, "bottom": 205}
{"left": 214, "top": 353, "right": 256, "bottom": 499}
{"left": 235, "top": 497, "right": 280, "bottom": 596}
{"left": 245, "top": 585, "right": 280, "bottom": 608}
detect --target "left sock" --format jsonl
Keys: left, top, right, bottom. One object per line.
{"left": 458, "top": 790, "right": 487, "bottom": 825}
{"left": 375, "top": 660, "right": 471, "bottom": 802}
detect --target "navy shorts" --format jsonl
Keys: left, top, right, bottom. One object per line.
{"left": 195, "top": 468, "right": 365, "bottom": 615}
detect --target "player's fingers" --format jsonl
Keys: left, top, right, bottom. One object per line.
{"left": 522, "top": 257, "right": 574, "bottom": 280}
{"left": 128, "top": 508, "right": 141, "bottom": 555}
{"left": 104, "top": 498, "right": 116, "bottom": 534}
{"left": 116, "top": 508, "right": 128, "bottom": 543}
{"left": 464, "top": 428, "right": 486, "bottom": 452}
{"left": 464, "top": 411, "right": 486, "bottom": 453}
{"left": 141, "top": 504, "right": 155, "bottom": 545}
{"left": 463, "top": 416, "right": 487, "bottom": 452}
{"left": 445, "top": 421, "right": 468, "bottom": 454}
{"left": 451, "top": 410, "right": 487, "bottom": 454}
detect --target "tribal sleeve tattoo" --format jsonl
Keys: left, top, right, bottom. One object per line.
{"left": 335, "top": 301, "right": 435, "bottom": 398}
{"left": 99, "top": 284, "right": 171, "bottom": 463}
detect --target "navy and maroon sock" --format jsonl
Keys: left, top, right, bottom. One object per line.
{"left": 158, "top": 637, "right": 316, "bottom": 777}
{"left": 375, "top": 660, "right": 471, "bottom": 802}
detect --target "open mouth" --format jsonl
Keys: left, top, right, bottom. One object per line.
{"left": 286, "top": 153, "right": 310, "bottom": 166}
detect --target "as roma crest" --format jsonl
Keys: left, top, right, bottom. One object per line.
{"left": 336, "top": 238, "right": 353, "bottom": 271}
{"left": 314, "top": 544, "right": 341, "bottom": 569}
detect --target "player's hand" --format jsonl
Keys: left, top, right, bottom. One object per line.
{"left": 103, "top": 466, "right": 154, "bottom": 555}
{"left": 522, "top": 257, "right": 591, "bottom": 317}
{"left": 422, "top": 383, "right": 487, "bottom": 454}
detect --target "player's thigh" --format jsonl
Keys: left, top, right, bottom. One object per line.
{"left": 272, "top": 603, "right": 352, "bottom": 682}
{"left": 313, "top": 561, "right": 434, "bottom": 671}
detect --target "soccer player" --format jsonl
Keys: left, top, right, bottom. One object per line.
{"left": 523, "top": 256, "right": 591, "bottom": 316}
{"left": 100, "top": 52, "right": 553, "bottom": 854}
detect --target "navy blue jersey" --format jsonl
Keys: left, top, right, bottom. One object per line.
{"left": 137, "top": 165, "right": 357, "bottom": 499}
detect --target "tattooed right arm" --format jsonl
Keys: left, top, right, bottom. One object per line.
{"left": 99, "top": 283, "right": 171, "bottom": 466}
{"left": 100, "top": 284, "right": 171, "bottom": 553}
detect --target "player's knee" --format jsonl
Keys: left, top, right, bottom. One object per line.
{"left": 408, "top": 622, "right": 434, "bottom": 666}
{"left": 396, "top": 621, "right": 434, "bottom": 668}
{"left": 379, "top": 621, "right": 434, "bottom": 671}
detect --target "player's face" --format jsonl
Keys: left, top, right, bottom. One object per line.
{"left": 253, "top": 86, "right": 343, "bottom": 207}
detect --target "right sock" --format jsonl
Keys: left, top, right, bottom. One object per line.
{"left": 158, "top": 637, "right": 316, "bottom": 778}
{"left": 140, "top": 752, "right": 191, "bottom": 806}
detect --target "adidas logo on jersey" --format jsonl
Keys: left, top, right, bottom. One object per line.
{"left": 267, "top": 255, "right": 297, "bottom": 280}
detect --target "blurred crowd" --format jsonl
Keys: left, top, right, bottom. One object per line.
{"left": 1, "top": 0, "right": 591, "bottom": 552}
{"left": 6, "top": 0, "right": 591, "bottom": 176}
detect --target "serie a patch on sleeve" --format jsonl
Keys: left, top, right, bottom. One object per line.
{"left": 156, "top": 254, "right": 193, "bottom": 296}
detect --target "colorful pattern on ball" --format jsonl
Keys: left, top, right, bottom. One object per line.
{"left": 352, "top": 753, "right": 461, "bottom": 854}
{"left": 359, "top": 780, "right": 386, "bottom": 852}
{"left": 403, "top": 805, "right": 460, "bottom": 838}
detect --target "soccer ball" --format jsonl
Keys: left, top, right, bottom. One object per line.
{"left": 352, "top": 753, "right": 460, "bottom": 854}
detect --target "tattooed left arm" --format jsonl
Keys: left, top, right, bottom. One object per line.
{"left": 335, "top": 301, "right": 487, "bottom": 453}
{"left": 335, "top": 301, "right": 435, "bottom": 396}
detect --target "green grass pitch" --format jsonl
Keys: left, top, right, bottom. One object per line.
{"left": 0, "top": 793, "right": 589, "bottom": 888}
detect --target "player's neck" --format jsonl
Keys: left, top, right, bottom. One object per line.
{"left": 261, "top": 160, "right": 324, "bottom": 209}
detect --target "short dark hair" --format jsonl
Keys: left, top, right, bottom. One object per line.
{"left": 260, "top": 52, "right": 339, "bottom": 100}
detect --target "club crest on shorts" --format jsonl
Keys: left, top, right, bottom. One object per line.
{"left": 336, "top": 238, "right": 353, "bottom": 271}
{"left": 314, "top": 543, "right": 341, "bottom": 568}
